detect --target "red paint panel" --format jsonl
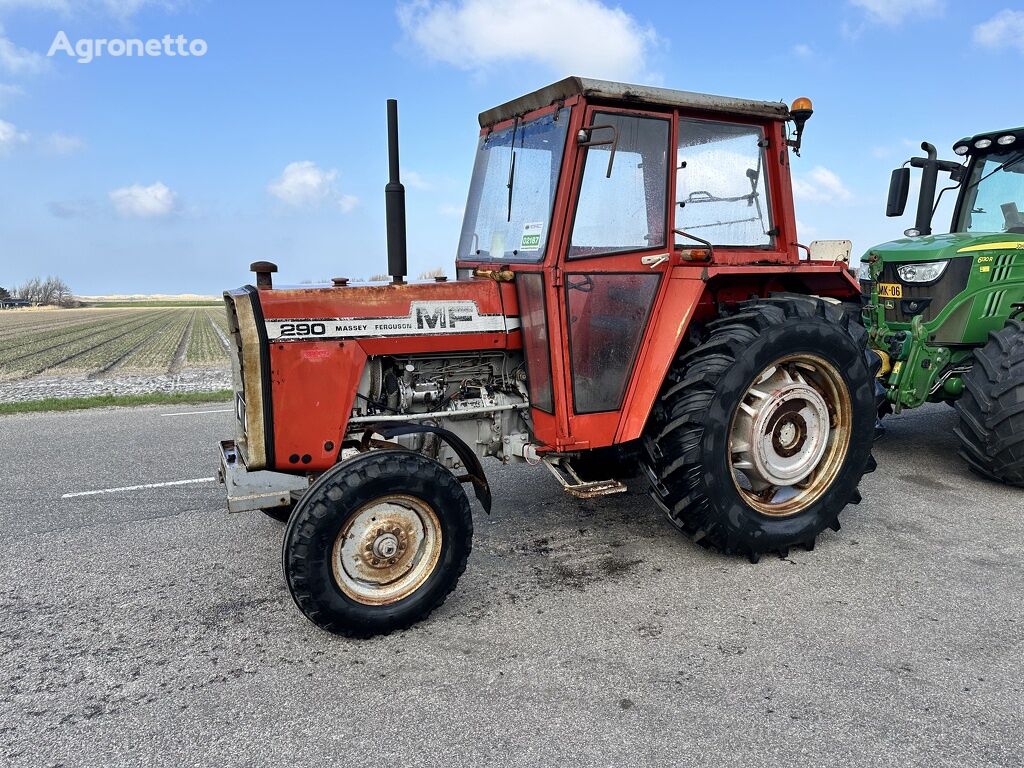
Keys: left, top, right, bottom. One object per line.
{"left": 615, "top": 275, "right": 705, "bottom": 443}
{"left": 270, "top": 340, "right": 366, "bottom": 471}
{"left": 260, "top": 279, "right": 506, "bottom": 323}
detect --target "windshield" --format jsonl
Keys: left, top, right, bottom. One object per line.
{"left": 457, "top": 108, "right": 570, "bottom": 262}
{"left": 955, "top": 150, "right": 1024, "bottom": 233}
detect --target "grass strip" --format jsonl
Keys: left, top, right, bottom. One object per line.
{"left": 0, "top": 389, "right": 233, "bottom": 415}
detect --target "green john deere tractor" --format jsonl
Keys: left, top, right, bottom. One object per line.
{"left": 862, "top": 128, "right": 1024, "bottom": 486}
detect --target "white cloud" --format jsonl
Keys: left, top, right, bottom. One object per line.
{"left": 973, "top": 10, "right": 1024, "bottom": 53}
{"left": 792, "top": 166, "right": 853, "bottom": 204}
{"left": 0, "top": 26, "right": 47, "bottom": 74}
{"left": 792, "top": 43, "right": 814, "bottom": 59}
{"left": 0, "top": 117, "right": 28, "bottom": 152}
{"left": 109, "top": 181, "right": 177, "bottom": 217}
{"left": 268, "top": 160, "right": 359, "bottom": 212}
{"left": 439, "top": 203, "right": 464, "bottom": 218}
{"left": 849, "top": 0, "right": 943, "bottom": 25}
{"left": 398, "top": 0, "right": 659, "bottom": 81}
{"left": 43, "top": 131, "right": 84, "bottom": 154}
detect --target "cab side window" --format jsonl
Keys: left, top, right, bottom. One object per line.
{"left": 676, "top": 119, "right": 773, "bottom": 247}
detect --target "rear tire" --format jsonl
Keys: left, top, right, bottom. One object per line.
{"left": 642, "top": 297, "right": 878, "bottom": 560}
{"left": 282, "top": 450, "right": 473, "bottom": 637}
{"left": 954, "top": 319, "right": 1024, "bottom": 487}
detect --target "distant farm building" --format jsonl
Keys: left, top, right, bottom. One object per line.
{"left": 0, "top": 298, "right": 31, "bottom": 309}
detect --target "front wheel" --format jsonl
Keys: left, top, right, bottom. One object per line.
{"left": 642, "top": 297, "right": 879, "bottom": 560}
{"left": 955, "top": 319, "right": 1024, "bottom": 487}
{"left": 282, "top": 450, "right": 473, "bottom": 636}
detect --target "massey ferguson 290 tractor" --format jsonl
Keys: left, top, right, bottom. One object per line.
{"left": 863, "top": 131, "right": 1024, "bottom": 485}
{"left": 218, "top": 78, "right": 879, "bottom": 637}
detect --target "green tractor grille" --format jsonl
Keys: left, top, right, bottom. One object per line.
{"left": 876, "top": 258, "right": 973, "bottom": 324}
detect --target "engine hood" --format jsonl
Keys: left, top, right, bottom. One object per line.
{"left": 254, "top": 278, "right": 521, "bottom": 350}
{"left": 864, "top": 232, "right": 1024, "bottom": 264}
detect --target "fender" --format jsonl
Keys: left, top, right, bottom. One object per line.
{"left": 358, "top": 423, "right": 492, "bottom": 514}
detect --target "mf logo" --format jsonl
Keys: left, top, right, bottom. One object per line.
{"left": 414, "top": 302, "right": 474, "bottom": 330}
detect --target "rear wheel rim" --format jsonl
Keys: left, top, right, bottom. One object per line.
{"left": 331, "top": 494, "right": 443, "bottom": 605}
{"left": 728, "top": 353, "right": 852, "bottom": 517}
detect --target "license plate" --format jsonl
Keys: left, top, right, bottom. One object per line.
{"left": 878, "top": 282, "right": 903, "bottom": 299}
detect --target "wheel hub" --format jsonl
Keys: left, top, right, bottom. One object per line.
{"left": 729, "top": 355, "right": 852, "bottom": 517}
{"left": 332, "top": 496, "right": 442, "bottom": 605}
{"left": 370, "top": 530, "right": 403, "bottom": 562}
{"left": 748, "top": 381, "right": 830, "bottom": 487}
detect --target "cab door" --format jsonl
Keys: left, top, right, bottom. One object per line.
{"left": 553, "top": 107, "right": 674, "bottom": 448}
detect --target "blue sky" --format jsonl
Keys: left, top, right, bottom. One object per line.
{"left": 1, "top": 0, "right": 1023, "bottom": 295}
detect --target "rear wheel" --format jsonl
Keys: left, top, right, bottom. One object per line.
{"left": 642, "top": 297, "right": 878, "bottom": 560}
{"left": 954, "top": 319, "right": 1024, "bottom": 487}
{"left": 282, "top": 450, "right": 472, "bottom": 636}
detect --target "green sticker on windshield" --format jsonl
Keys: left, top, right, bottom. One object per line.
{"left": 520, "top": 222, "right": 543, "bottom": 252}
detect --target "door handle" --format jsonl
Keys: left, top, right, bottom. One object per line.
{"left": 641, "top": 254, "right": 669, "bottom": 268}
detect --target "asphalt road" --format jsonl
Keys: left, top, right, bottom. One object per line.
{"left": 1, "top": 403, "right": 1021, "bottom": 767}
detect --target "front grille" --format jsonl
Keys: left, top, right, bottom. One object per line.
{"left": 878, "top": 257, "right": 972, "bottom": 324}
{"left": 223, "top": 295, "right": 246, "bottom": 407}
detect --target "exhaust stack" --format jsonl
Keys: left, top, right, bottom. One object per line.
{"left": 385, "top": 99, "right": 407, "bottom": 285}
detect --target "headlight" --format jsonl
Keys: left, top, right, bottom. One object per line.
{"left": 897, "top": 261, "right": 948, "bottom": 283}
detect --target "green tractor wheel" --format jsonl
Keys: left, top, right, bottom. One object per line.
{"left": 954, "top": 319, "right": 1024, "bottom": 487}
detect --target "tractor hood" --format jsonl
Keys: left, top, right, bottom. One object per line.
{"left": 223, "top": 278, "right": 522, "bottom": 472}
{"left": 254, "top": 279, "right": 520, "bottom": 347}
{"left": 865, "top": 232, "right": 1024, "bottom": 264}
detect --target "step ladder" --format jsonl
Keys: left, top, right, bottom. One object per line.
{"left": 542, "top": 456, "right": 627, "bottom": 499}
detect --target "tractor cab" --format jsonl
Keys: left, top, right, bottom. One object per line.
{"left": 453, "top": 77, "right": 854, "bottom": 451}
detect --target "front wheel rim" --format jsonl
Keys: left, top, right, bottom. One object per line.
{"left": 331, "top": 494, "right": 443, "bottom": 605}
{"left": 729, "top": 353, "right": 852, "bottom": 517}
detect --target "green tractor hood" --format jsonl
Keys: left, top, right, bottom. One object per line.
{"left": 866, "top": 231, "right": 1024, "bottom": 264}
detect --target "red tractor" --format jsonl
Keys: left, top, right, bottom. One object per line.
{"left": 218, "top": 78, "right": 879, "bottom": 637}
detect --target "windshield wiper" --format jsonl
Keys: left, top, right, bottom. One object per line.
{"left": 967, "top": 151, "right": 1024, "bottom": 192}
{"left": 506, "top": 117, "right": 519, "bottom": 222}
{"left": 938, "top": 151, "right": 1024, "bottom": 223}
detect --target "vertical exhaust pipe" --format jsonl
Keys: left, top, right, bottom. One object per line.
{"left": 385, "top": 99, "right": 407, "bottom": 285}
{"left": 913, "top": 142, "right": 939, "bottom": 237}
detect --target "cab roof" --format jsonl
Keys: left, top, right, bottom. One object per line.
{"left": 478, "top": 76, "right": 792, "bottom": 127}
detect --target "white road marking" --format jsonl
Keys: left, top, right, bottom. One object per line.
{"left": 160, "top": 408, "right": 233, "bottom": 417}
{"left": 62, "top": 477, "right": 217, "bottom": 499}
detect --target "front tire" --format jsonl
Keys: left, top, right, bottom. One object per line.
{"left": 955, "top": 319, "right": 1024, "bottom": 487}
{"left": 282, "top": 450, "right": 473, "bottom": 636}
{"left": 642, "top": 297, "right": 878, "bottom": 560}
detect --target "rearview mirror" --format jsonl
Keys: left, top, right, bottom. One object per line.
{"left": 887, "top": 167, "right": 910, "bottom": 217}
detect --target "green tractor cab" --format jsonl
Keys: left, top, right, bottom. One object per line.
{"left": 862, "top": 128, "right": 1024, "bottom": 486}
